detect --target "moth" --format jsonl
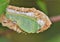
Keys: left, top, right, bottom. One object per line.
{"left": 0, "top": 5, "right": 52, "bottom": 33}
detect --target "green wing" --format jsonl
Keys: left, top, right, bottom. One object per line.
{"left": 6, "top": 12, "right": 41, "bottom": 33}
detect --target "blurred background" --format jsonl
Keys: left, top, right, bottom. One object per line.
{"left": 0, "top": 0, "right": 60, "bottom": 42}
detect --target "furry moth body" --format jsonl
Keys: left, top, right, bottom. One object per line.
{"left": 0, "top": 5, "right": 52, "bottom": 33}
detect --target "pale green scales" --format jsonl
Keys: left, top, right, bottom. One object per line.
{"left": 6, "top": 12, "right": 41, "bottom": 33}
